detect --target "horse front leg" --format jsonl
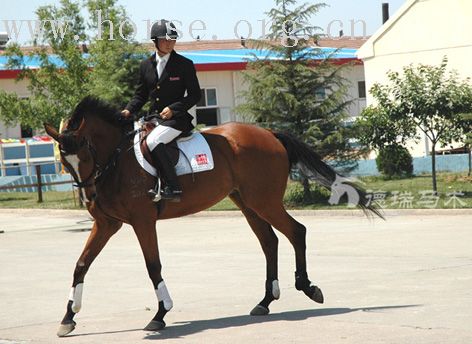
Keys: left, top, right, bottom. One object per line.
{"left": 57, "top": 217, "right": 122, "bottom": 337}
{"left": 132, "top": 220, "right": 172, "bottom": 331}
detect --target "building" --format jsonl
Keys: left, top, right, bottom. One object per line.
{"left": 357, "top": 0, "right": 472, "bottom": 156}
{"left": 0, "top": 37, "right": 368, "bottom": 177}
{"left": 0, "top": 37, "right": 368, "bottom": 140}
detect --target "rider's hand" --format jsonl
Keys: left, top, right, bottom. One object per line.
{"left": 160, "top": 107, "right": 173, "bottom": 120}
{"left": 121, "top": 109, "right": 132, "bottom": 118}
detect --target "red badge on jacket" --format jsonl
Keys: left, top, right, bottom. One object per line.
{"left": 196, "top": 154, "right": 208, "bottom": 165}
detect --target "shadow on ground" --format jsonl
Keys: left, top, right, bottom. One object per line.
{"left": 67, "top": 304, "right": 421, "bottom": 339}
{"left": 145, "top": 305, "right": 420, "bottom": 340}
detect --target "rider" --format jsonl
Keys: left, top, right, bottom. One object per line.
{"left": 122, "top": 20, "right": 201, "bottom": 202}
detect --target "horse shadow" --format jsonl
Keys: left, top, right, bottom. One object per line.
{"left": 143, "top": 304, "right": 421, "bottom": 340}
{"left": 69, "top": 304, "right": 420, "bottom": 339}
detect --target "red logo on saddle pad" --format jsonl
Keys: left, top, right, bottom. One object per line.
{"left": 195, "top": 154, "right": 208, "bottom": 165}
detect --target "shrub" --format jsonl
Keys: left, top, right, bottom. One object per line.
{"left": 376, "top": 144, "right": 413, "bottom": 178}
{"left": 284, "top": 181, "right": 330, "bottom": 206}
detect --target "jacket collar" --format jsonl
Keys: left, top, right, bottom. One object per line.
{"left": 150, "top": 50, "right": 176, "bottom": 84}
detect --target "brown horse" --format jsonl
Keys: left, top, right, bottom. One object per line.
{"left": 44, "top": 96, "right": 381, "bottom": 337}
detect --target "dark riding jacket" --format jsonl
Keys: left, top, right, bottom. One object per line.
{"left": 125, "top": 50, "right": 201, "bottom": 132}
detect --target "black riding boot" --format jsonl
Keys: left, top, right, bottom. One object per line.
{"left": 148, "top": 143, "right": 182, "bottom": 202}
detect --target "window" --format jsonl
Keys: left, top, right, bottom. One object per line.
{"left": 196, "top": 88, "right": 218, "bottom": 126}
{"left": 21, "top": 124, "right": 33, "bottom": 138}
{"left": 315, "top": 88, "right": 326, "bottom": 101}
{"left": 358, "top": 81, "right": 366, "bottom": 99}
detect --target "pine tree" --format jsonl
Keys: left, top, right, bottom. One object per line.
{"left": 237, "top": 0, "right": 364, "bottom": 200}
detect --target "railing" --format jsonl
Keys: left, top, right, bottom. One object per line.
{"left": 0, "top": 165, "right": 77, "bottom": 203}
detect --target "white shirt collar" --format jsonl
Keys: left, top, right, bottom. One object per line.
{"left": 156, "top": 52, "right": 170, "bottom": 62}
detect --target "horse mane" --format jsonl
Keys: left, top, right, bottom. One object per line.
{"left": 67, "top": 96, "right": 123, "bottom": 130}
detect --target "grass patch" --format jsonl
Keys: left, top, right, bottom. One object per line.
{"left": 0, "top": 190, "right": 82, "bottom": 209}
{"left": 359, "top": 173, "right": 472, "bottom": 209}
{"left": 1, "top": 172, "right": 471, "bottom": 210}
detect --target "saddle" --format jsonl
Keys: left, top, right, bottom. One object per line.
{"left": 139, "top": 121, "right": 192, "bottom": 168}
{"left": 133, "top": 121, "right": 214, "bottom": 178}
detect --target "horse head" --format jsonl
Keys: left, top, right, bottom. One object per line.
{"left": 44, "top": 96, "right": 124, "bottom": 202}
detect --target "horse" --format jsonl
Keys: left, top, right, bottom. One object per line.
{"left": 44, "top": 96, "right": 382, "bottom": 337}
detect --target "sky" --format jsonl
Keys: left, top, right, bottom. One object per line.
{"left": 0, "top": 0, "right": 407, "bottom": 45}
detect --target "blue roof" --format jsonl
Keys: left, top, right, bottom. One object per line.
{"left": 181, "top": 47, "right": 358, "bottom": 64}
{"left": 0, "top": 55, "right": 65, "bottom": 70}
{"left": 0, "top": 47, "right": 357, "bottom": 71}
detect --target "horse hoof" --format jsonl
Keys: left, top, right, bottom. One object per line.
{"left": 250, "top": 304, "right": 270, "bottom": 316}
{"left": 57, "top": 321, "right": 76, "bottom": 337}
{"left": 309, "top": 286, "right": 324, "bottom": 304}
{"left": 144, "top": 320, "right": 166, "bottom": 331}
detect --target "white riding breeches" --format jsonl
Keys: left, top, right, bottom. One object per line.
{"left": 146, "top": 125, "right": 182, "bottom": 151}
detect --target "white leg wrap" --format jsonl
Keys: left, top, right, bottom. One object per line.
{"left": 156, "top": 281, "right": 173, "bottom": 311}
{"left": 272, "top": 280, "right": 280, "bottom": 299}
{"left": 68, "top": 283, "right": 84, "bottom": 313}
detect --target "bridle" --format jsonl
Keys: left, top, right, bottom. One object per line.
{"left": 61, "top": 129, "right": 138, "bottom": 189}
{"left": 61, "top": 139, "right": 96, "bottom": 188}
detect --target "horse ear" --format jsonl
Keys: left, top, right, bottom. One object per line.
{"left": 43, "top": 123, "right": 62, "bottom": 142}
{"left": 77, "top": 117, "right": 86, "bottom": 132}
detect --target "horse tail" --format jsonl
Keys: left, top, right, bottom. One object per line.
{"left": 273, "top": 132, "right": 384, "bottom": 220}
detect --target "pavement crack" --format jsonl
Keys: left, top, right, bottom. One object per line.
{"left": 398, "top": 324, "right": 453, "bottom": 331}
{"left": 415, "top": 263, "right": 472, "bottom": 272}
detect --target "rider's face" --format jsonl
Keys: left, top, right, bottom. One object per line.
{"left": 155, "top": 38, "right": 176, "bottom": 55}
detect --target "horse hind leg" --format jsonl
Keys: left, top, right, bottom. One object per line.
{"left": 229, "top": 191, "right": 280, "bottom": 316}
{"left": 251, "top": 201, "right": 324, "bottom": 304}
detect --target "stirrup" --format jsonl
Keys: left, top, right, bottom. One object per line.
{"left": 148, "top": 177, "right": 162, "bottom": 203}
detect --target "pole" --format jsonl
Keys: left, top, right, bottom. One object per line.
{"left": 468, "top": 146, "right": 471, "bottom": 177}
{"left": 36, "top": 165, "right": 43, "bottom": 203}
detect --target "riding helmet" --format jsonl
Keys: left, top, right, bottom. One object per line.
{"left": 150, "top": 20, "right": 179, "bottom": 40}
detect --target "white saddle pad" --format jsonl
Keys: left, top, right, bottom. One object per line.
{"left": 133, "top": 124, "right": 214, "bottom": 177}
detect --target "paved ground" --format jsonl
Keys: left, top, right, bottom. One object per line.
{"left": 0, "top": 209, "right": 471, "bottom": 344}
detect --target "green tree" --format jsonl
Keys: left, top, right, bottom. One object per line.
{"left": 459, "top": 114, "right": 472, "bottom": 176}
{"left": 356, "top": 57, "right": 472, "bottom": 192}
{"left": 236, "top": 0, "right": 365, "bottom": 200}
{"left": 85, "top": 0, "right": 143, "bottom": 105}
{"left": 375, "top": 144, "right": 413, "bottom": 178}
{"left": 0, "top": 0, "right": 145, "bottom": 129}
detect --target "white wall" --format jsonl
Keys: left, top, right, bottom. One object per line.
{"left": 339, "top": 64, "right": 367, "bottom": 119}
{"left": 360, "top": 0, "right": 472, "bottom": 102}
{"left": 196, "top": 70, "right": 239, "bottom": 124}
{"left": 358, "top": 0, "right": 472, "bottom": 156}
